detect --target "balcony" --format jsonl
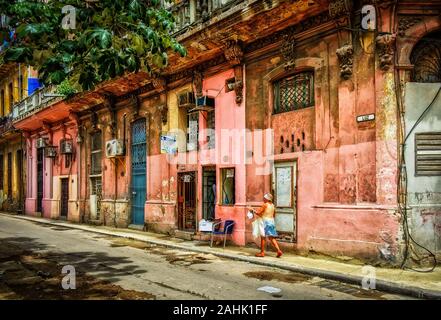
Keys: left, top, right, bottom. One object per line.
{"left": 12, "top": 86, "right": 63, "bottom": 123}
{"left": 168, "top": 0, "right": 241, "bottom": 35}
{"left": 0, "top": 114, "right": 14, "bottom": 136}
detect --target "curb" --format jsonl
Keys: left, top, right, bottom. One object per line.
{"left": 2, "top": 213, "right": 440, "bottom": 300}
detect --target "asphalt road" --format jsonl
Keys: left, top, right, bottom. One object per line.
{"left": 0, "top": 214, "right": 413, "bottom": 300}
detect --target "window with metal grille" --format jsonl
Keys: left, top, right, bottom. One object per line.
{"left": 415, "top": 132, "right": 441, "bottom": 176}
{"left": 90, "top": 131, "right": 102, "bottom": 175}
{"left": 273, "top": 71, "right": 314, "bottom": 114}
{"left": 221, "top": 168, "right": 235, "bottom": 205}
{"left": 0, "top": 154, "right": 3, "bottom": 190}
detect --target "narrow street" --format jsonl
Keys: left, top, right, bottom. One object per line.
{"left": 0, "top": 215, "right": 413, "bottom": 300}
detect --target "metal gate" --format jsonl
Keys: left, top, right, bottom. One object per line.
{"left": 131, "top": 118, "right": 147, "bottom": 225}
{"left": 202, "top": 167, "right": 216, "bottom": 220}
{"left": 60, "top": 178, "right": 69, "bottom": 218}
{"left": 178, "top": 172, "right": 196, "bottom": 231}
{"left": 37, "top": 148, "right": 44, "bottom": 212}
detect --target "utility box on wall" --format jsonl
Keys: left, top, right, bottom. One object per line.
{"left": 105, "top": 139, "right": 125, "bottom": 158}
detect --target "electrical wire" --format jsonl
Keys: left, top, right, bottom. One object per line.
{"left": 397, "top": 82, "right": 439, "bottom": 273}
{"left": 391, "top": 7, "right": 438, "bottom": 272}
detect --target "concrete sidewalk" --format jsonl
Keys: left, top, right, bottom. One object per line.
{"left": 2, "top": 212, "right": 440, "bottom": 300}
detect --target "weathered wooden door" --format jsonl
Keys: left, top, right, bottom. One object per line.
{"left": 37, "top": 148, "right": 44, "bottom": 213}
{"left": 131, "top": 119, "right": 147, "bottom": 225}
{"left": 177, "top": 172, "right": 196, "bottom": 231}
{"left": 60, "top": 178, "right": 69, "bottom": 218}
{"left": 273, "top": 161, "right": 297, "bottom": 242}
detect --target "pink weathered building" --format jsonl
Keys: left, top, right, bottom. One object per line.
{"left": 9, "top": 1, "right": 441, "bottom": 265}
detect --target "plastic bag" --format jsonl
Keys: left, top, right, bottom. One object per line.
{"left": 252, "top": 218, "right": 265, "bottom": 239}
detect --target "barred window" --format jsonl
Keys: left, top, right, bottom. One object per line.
{"left": 273, "top": 71, "right": 314, "bottom": 114}
{"left": 90, "top": 131, "right": 102, "bottom": 175}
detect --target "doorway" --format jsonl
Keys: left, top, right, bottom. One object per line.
{"left": 60, "top": 178, "right": 69, "bottom": 219}
{"left": 202, "top": 167, "right": 216, "bottom": 220}
{"left": 37, "top": 148, "right": 44, "bottom": 213}
{"left": 177, "top": 172, "right": 197, "bottom": 231}
{"left": 273, "top": 161, "right": 297, "bottom": 242}
{"left": 131, "top": 118, "right": 147, "bottom": 225}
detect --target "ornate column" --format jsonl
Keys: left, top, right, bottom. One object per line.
{"left": 329, "top": 0, "right": 354, "bottom": 80}
{"left": 372, "top": 0, "right": 399, "bottom": 206}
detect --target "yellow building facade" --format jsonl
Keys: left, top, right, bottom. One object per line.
{"left": 0, "top": 63, "right": 31, "bottom": 212}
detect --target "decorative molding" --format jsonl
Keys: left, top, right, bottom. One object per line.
{"left": 151, "top": 76, "right": 166, "bottom": 92}
{"left": 280, "top": 32, "right": 296, "bottom": 71}
{"left": 224, "top": 40, "right": 244, "bottom": 104}
{"left": 329, "top": 0, "right": 352, "bottom": 20}
{"left": 193, "top": 69, "right": 203, "bottom": 98}
{"left": 376, "top": 34, "right": 396, "bottom": 71}
{"left": 224, "top": 39, "right": 244, "bottom": 65}
{"left": 398, "top": 16, "right": 422, "bottom": 37}
{"left": 157, "top": 104, "right": 168, "bottom": 125}
{"left": 245, "top": 11, "right": 332, "bottom": 55}
{"left": 336, "top": 44, "right": 354, "bottom": 80}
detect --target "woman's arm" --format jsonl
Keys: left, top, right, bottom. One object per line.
{"left": 254, "top": 203, "right": 267, "bottom": 217}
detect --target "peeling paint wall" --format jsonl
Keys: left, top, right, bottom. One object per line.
{"left": 404, "top": 83, "right": 441, "bottom": 255}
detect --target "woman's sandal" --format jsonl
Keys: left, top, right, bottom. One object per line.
{"left": 255, "top": 252, "right": 265, "bottom": 257}
{"left": 276, "top": 251, "right": 283, "bottom": 258}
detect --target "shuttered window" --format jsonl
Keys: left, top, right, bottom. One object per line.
{"left": 90, "top": 131, "right": 102, "bottom": 175}
{"left": 415, "top": 132, "right": 441, "bottom": 176}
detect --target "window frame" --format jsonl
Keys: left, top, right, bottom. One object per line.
{"left": 273, "top": 71, "right": 315, "bottom": 114}
{"left": 220, "top": 167, "right": 236, "bottom": 206}
{"left": 90, "top": 130, "right": 103, "bottom": 177}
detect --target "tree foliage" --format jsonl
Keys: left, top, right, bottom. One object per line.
{"left": 0, "top": 0, "right": 186, "bottom": 91}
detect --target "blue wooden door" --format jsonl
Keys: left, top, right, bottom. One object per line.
{"left": 131, "top": 119, "right": 147, "bottom": 225}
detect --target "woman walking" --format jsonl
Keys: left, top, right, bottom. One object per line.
{"left": 248, "top": 193, "right": 283, "bottom": 258}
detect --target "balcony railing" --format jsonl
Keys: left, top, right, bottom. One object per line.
{"left": 12, "top": 86, "right": 63, "bottom": 122}
{"left": 167, "top": 0, "right": 240, "bottom": 34}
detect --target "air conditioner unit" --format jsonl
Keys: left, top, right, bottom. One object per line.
{"left": 189, "top": 96, "right": 215, "bottom": 112}
{"left": 45, "top": 146, "right": 57, "bottom": 158}
{"left": 36, "top": 138, "right": 46, "bottom": 149}
{"left": 178, "top": 91, "right": 195, "bottom": 108}
{"left": 60, "top": 139, "right": 74, "bottom": 154}
{"left": 105, "top": 139, "right": 125, "bottom": 158}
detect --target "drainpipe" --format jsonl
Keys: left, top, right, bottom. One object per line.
{"left": 77, "top": 126, "right": 82, "bottom": 222}
{"left": 69, "top": 112, "right": 81, "bottom": 222}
